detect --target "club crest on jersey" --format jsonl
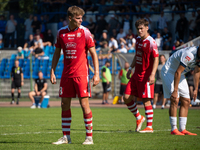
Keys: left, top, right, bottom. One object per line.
{"left": 185, "top": 56, "right": 191, "bottom": 61}
{"left": 143, "top": 43, "right": 147, "bottom": 47}
{"left": 62, "top": 34, "right": 65, "bottom": 37}
{"left": 65, "top": 42, "right": 77, "bottom": 48}
{"left": 77, "top": 33, "right": 81, "bottom": 37}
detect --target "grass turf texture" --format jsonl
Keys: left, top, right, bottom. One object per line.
{"left": 0, "top": 107, "right": 200, "bottom": 150}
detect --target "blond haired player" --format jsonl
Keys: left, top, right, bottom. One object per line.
{"left": 124, "top": 18, "right": 159, "bottom": 133}
{"left": 51, "top": 6, "right": 100, "bottom": 145}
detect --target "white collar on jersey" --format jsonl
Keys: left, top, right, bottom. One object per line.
{"left": 67, "top": 25, "right": 78, "bottom": 31}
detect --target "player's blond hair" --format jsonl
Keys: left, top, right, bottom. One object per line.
{"left": 67, "top": 6, "right": 85, "bottom": 18}
{"left": 135, "top": 18, "right": 149, "bottom": 28}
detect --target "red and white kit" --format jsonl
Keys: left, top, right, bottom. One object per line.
{"left": 125, "top": 36, "right": 159, "bottom": 98}
{"left": 55, "top": 25, "right": 95, "bottom": 98}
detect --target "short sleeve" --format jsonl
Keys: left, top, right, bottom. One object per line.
{"left": 119, "top": 70, "right": 123, "bottom": 76}
{"left": 84, "top": 28, "right": 95, "bottom": 49}
{"left": 55, "top": 30, "right": 61, "bottom": 48}
{"left": 150, "top": 39, "right": 159, "bottom": 58}
{"left": 180, "top": 52, "right": 194, "bottom": 68}
{"left": 43, "top": 79, "right": 47, "bottom": 83}
{"left": 20, "top": 67, "right": 23, "bottom": 73}
{"left": 102, "top": 68, "right": 106, "bottom": 72}
{"left": 132, "top": 38, "right": 136, "bottom": 44}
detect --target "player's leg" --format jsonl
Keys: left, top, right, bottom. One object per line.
{"left": 161, "top": 97, "right": 166, "bottom": 109}
{"left": 11, "top": 81, "right": 15, "bottom": 104}
{"left": 52, "top": 97, "right": 72, "bottom": 144}
{"left": 37, "top": 91, "right": 46, "bottom": 108}
{"left": 28, "top": 91, "right": 36, "bottom": 108}
{"left": 102, "top": 82, "right": 107, "bottom": 104}
{"left": 139, "top": 98, "right": 154, "bottom": 133}
{"left": 79, "top": 97, "right": 94, "bottom": 145}
{"left": 16, "top": 88, "right": 21, "bottom": 105}
{"left": 153, "top": 84, "right": 160, "bottom": 109}
{"left": 124, "top": 77, "right": 145, "bottom": 132}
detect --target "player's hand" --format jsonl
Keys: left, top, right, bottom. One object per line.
{"left": 21, "top": 81, "right": 24, "bottom": 86}
{"left": 50, "top": 72, "right": 56, "bottom": 84}
{"left": 148, "top": 74, "right": 155, "bottom": 85}
{"left": 170, "top": 90, "right": 178, "bottom": 101}
{"left": 193, "top": 89, "right": 198, "bottom": 102}
{"left": 92, "top": 74, "right": 100, "bottom": 87}
{"left": 36, "top": 91, "right": 40, "bottom": 96}
{"left": 126, "top": 70, "right": 132, "bottom": 79}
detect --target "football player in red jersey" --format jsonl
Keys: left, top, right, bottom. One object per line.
{"left": 124, "top": 18, "right": 159, "bottom": 133}
{"left": 51, "top": 6, "right": 100, "bottom": 145}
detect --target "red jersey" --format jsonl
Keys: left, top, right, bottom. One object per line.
{"left": 55, "top": 25, "right": 95, "bottom": 78}
{"left": 133, "top": 36, "right": 159, "bottom": 81}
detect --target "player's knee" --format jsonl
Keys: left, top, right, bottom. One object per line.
{"left": 182, "top": 98, "right": 190, "bottom": 106}
{"left": 170, "top": 98, "right": 179, "bottom": 106}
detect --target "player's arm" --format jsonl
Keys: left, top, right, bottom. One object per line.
{"left": 21, "top": 71, "right": 24, "bottom": 86}
{"left": 50, "top": 47, "right": 61, "bottom": 84}
{"left": 40, "top": 83, "right": 48, "bottom": 93}
{"left": 34, "top": 83, "right": 38, "bottom": 93}
{"left": 171, "top": 64, "right": 185, "bottom": 100}
{"left": 118, "top": 70, "right": 123, "bottom": 80}
{"left": 149, "top": 56, "right": 159, "bottom": 85}
{"left": 193, "top": 66, "right": 200, "bottom": 101}
{"left": 102, "top": 69, "right": 109, "bottom": 84}
{"left": 89, "top": 46, "right": 100, "bottom": 86}
{"left": 127, "top": 56, "right": 136, "bottom": 79}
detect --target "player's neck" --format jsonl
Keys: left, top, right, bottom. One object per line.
{"left": 69, "top": 23, "right": 77, "bottom": 31}
{"left": 141, "top": 34, "right": 149, "bottom": 40}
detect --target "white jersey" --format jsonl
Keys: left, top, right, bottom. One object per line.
{"left": 162, "top": 46, "right": 200, "bottom": 75}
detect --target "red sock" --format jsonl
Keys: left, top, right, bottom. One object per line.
{"left": 145, "top": 105, "right": 153, "bottom": 128}
{"left": 62, "top": 109, "right": 71, "bottom": 136}
{"left": 126, "top": 100, "right": 141, "bottom": 120}
{"left": 84, "top": 111, "right": 93, "bottom": 138}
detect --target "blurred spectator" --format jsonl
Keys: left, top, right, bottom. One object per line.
{"left": 144, "top": 14, "right": 152, "bottom": 33}
{"left": 23, "top": 34, "right": 34, "bottom": 50}
{"left": 153, "top": 54, "right": 167, "bottom": 109}
{"left": 16, "top": 46, "right": 24, "bottom": 59}
{"left": 35, "top": 29, "right": 44, "bottom": 40}
{"left": 151, "top": 29, "right": 158, "bottom": 39}
{"left": 172, "top": 0, "right": 187, "bottom": 11}
{"left": 58, "top": 18, "right": 64, "bottom": 29}
{"left": 155, "top": 32, "right": 163, "bottom": 50}
{"left": 32, "top": 35, "right": 44, "bottom": 58}
{"left": 44, "top": 29, "right": 54, "bottom": 46}
{"left": 162, "top": 27, "right": 172, "bottom": 50}
{"left": 115, "top": 43, "right": 127, "bottom": 53}
{"left": 63, "top": 16, "right": 69, "bottom": 27}
{"left": 95, "top": 15, "right": 108, "bottom": 40}
{"left": 116, "top": 28, "right": 126, "bottom": 42}
{"left": 196, "top": 8, "right": 200, "bottom": 36}
{"left": 101, "top": 61, "right": 112, "bottom": 105}
{"left": 125, "top": 34, "right": 136, "bottom": 51}
{"left": 31, "top": 16, "right": 41, "bottom": 34}
{"left": 188, "top": 12, "right": 196, "bottom": 37}
{"left": 99, "top": 41, "right": 112, "bottom": 59}
{"left": 99, "top": 30, "right": 109, "bottom": 47}
{"left": 83, "top": 0, "right": 93, "bottom": 12}
{"left": 157, "top": 11, "right": 168, "bottom": 33}
{"left": 151, "top": 0, "right": 160, "bottom": 12}
{"left": 81, "top": 16, "right": 89, "bottom": 27}
{"left": 24, "top": 14, "right": 33, "bottom": 41}
{"left": 5, "top": 15, "right": 17, "bottom": 48}
{"left": 108, "top": 14, "right": 120, "bottom": 36}
{"left": 121, "top": 15, "right": 132, "bottom": 34}
{"left": 109, "top": 36, "right": 118, "bottom": 52}
{"left": 111, "top": 29, "right": 117, "bottom": 39}
{"left": 186, "top": 70, "right": 194, "bottom": 100}
{"left": 87, "top": 18, "right": 96, "bottom": 34}
{"left": 141, "top": 1, "right": 151, "bottom": 12}
{"left": 29, "top": 71, "right": 48, "bottom": 109}
{"left": 0, "top": 33, "right": 3, "bottom": 49}
{"left": 175, "top": 13, "right": 188, "bottom": 42}
{"left": 0, "top": 15, "right": 6, "bottom": 42}
{"left": 40, "top": 15, "right": 46, "bottom": 34}
{"left": 118, "top": 62, "right": 131, "bottom": 104}
{"left": 172, "top": 39, "right": 184, "bottom": 50}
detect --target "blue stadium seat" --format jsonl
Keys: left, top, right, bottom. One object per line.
{"left": 10, "top": 54, "right": 17, "bottom": 60}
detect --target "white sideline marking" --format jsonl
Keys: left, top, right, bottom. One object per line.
{"left": 1, "top": 129, "right": 199, "bottom": 136}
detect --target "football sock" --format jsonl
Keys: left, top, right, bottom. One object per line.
{"left": 145, "top": 105, "right": 153, "bottom": 129}
{"left": 11, "top": 93, "right": 14, "bottom": 101}
{"left": 62, "top": 109, "right": 71, "bottom": 137}
{"left": 126, "top": 100, "right": 141, "bottom": 120}
{"left": 179, "top": 117, "right": 187, "bottom": 132}
{"left": 84, "top": 111, "right": 93, "bottom": 139}
{"left": 169, "top": 116, "right": 177, "bottom": 131}
{"left": 18, "top": 92, "right": 20, "bottom": 99}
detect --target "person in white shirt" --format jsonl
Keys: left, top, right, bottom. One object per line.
{"left": 155, "top": 32, "right": 163, "bottom": 50}
{"left": 116, "top": 28, "right": 126, "bottom": 42}
{"left": 116, "top": 43, "right": 127, "bottom": 53}
{"left": 109, "top": 36, "right": 118, "bottom": 52}
{"left": 32, "top": 34, "right": 44, "bottom": 58}
{"left": 161, "top": 46, "right": 200, "bottom": 136}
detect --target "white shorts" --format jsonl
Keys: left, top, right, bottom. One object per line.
{"left": 161, "top": 70, "right": 190, "bottom": 99}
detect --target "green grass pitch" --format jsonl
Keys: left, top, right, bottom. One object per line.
{"left": 0, "top": 107, "right": 200, "bottom": 150}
